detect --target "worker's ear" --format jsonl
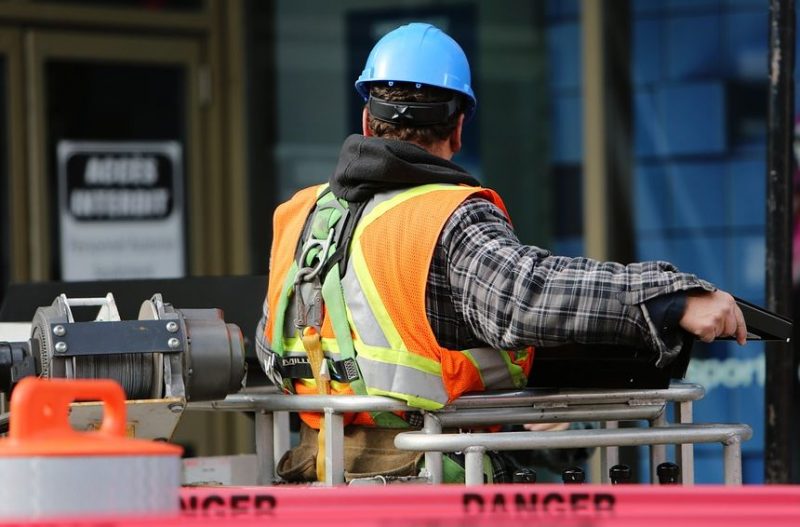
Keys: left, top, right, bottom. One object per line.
{"left": 449, "top": 113, "right": 465, "bottom": 154}
{"left": 362, "top": 107, "right": 373, "bottom": 137}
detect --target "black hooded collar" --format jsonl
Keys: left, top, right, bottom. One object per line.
{"left": 328, "top": 134, "right": 480, "bottom": 202}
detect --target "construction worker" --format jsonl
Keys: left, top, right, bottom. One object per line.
{"left": 256, "top": 22, "right": 747, "bottom": 483}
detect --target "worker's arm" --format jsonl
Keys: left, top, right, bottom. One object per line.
{"left": 441, "top": 198, "right": 745, "bottom": 367}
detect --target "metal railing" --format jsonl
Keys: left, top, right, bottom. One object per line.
{"left": 396, "top": 423, "right": 752, "bottom": 486}
{"left": 186, "top": 382, "right": 750, "bottom": 486}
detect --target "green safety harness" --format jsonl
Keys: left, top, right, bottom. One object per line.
{"left": 269, "top": 186, "right": 408, "bottom": 428}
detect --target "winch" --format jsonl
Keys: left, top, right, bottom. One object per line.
{"left": 0, "top": 292, "right": 246, "bottom": 404}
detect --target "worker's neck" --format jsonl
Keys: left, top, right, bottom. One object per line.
{"left": 410, "top": 139, "right": 454, "bottom": 161}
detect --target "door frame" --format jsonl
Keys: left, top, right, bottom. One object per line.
{"left": 0, "top": 30, "right": 27, "bottom": 284}
{"left": 25, "top": 31, "right": 209, "bottom": 279}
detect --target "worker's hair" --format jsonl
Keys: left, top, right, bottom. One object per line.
{"left": 367, "top": 82, "right": 465, "bottom": 146}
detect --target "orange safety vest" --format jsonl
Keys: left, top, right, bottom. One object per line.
{"left": 264, "top": 183, "right": 534, "bottom": 428}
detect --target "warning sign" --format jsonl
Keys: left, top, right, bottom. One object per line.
{"left": 57, "top": 141, "right": 186, "bottom": 281}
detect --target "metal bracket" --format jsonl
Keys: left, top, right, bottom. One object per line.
{"left": 49, "top": 320, "right": 184, "bottom": 357}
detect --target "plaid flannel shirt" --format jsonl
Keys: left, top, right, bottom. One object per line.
{"left": 427, "top": 197, "right": 714, "bottom": 367}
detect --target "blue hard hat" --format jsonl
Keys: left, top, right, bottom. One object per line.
{"left": 355, "top": 23, "right": 477, "bottom": 119}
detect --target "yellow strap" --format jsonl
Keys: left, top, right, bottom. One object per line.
{"left": 302, "top": 327, "right": 330, "bottom": 395}
{"left": 302, "top": 326, "right": 328, "bottom": 482}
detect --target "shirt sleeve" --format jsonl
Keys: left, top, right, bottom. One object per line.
{"left": 440, "top": 197, "right": 714, "bottom": 367}
{"left": 644, "top": 291, "right": 689, "bottom": 351}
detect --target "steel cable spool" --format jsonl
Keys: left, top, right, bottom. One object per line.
{"left": 31, "top": 295, "right": 159, "bottom": 400}
{"left": 71, "top": 353, "right": 155, "bottom": 400}
{"left": 16, "top": 292, "right": 244, "bottom": 403}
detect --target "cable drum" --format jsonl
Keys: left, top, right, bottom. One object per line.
{"left": 30, "top": 295, "right": 159, "bottom": 399}
{"left": 24, "top": 293, "right": 245, "bottom": 402}
{"left": 70, "top": 353, "right": 156, "bottom": 400}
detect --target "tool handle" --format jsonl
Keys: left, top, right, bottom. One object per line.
{"left": 9, "top": 377, "right": 127, "bottom": 440}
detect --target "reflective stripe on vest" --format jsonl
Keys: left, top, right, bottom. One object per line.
{"left": 264, "top": 183, "right": 533, "bottom": 412}
{"left": 345, "top": 184, "right": 530, "bottom": 409}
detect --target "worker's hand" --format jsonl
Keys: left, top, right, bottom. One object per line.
{"left": 523, "top": 422, "right": 570, "bottom": 432}
{"left": 679, "top": 290, "right": 747, "bottom": 345}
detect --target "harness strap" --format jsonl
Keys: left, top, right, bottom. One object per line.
{"left": 321, "top": 262, "right": 408, "bottom": 428}
{"left": 275, "top": 188, "right": 413, "bottom": 429}
{"left": 276, "top": 356, "right": 360, "bottom": 383}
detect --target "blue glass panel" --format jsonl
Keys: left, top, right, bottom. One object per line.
{"left": 668, "top": 235, "right": 728, "bottom": 286}
{"left": 729, "top": 234, "right": 766, "bottom": 304}
{"left": 743, "top": 451, "right": 765, "bottom": 483}
{"left": 726, "top": 0, "right": 769, "bottom": 9}
{"left": 670, "top": 161, "right": 727, "bottom": 229}
{"left": 551, "top": 94, "right": 582, "bottom": 163}
{"left": 636, "top": 237, "right": 671, "bottom": 262}
{"left": 728, "top": 158, "right": 766, "bottom": 227}
{"left": 684, "top": 339, "right": 764, "bottom": 484}
{"left": 667, "top": 0, "right": 720, "bottom": 10}
{"left": 657, "top": 82, "right": 726, "bottom": 155}
{"left": 546, "top": 23, "right": 581, "bottom": 91}
{"left": 635, "top": 164, "right": 671, "bottom": 231}
{"left": 726, "top": 342, "right": 765, "bottom": 457}
{"left": 634, "top": 90, "right": 660, "bottom": 157}
{"left": 666, "top": 15, "right": 722, "bottom": 80}
{"left": 692, "top": 447, "right": 725, "bottom": 483}
{"left": 633, "top": 19, "right": 663, "bottom": 85}
{"left": 551, "top": 236, "right": 584, "bottom": 258}
{"left": 633, "top": 0, "right": 664, "bottom": 15}
{"left": 724, "top": 12, "right": 768, "bottom": 79}
{"left": 546, "top": 0, "right": 579, "bottom": 21}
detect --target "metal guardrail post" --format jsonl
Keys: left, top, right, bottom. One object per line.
{"left": 273, "top": 410, "right": 291, "bottom": 469}
{"left": 423, "top": 413, "right": 443, "bottom": 484}
{"left": 464, "top": 446, "right": 485, "bottom": 486}
{"left": 724, "top": 436, "right": 744, "bottom": 485}
{"left": 676, "top": 400, "right": 695, "bottom": 484}
{"left": 325, "top": 408, "right": 345, "bottom": 486}
{"left": 600, "top": 420, "right": 619, "bottom": 484}
{"left": 254, "top": 410, "right": 274, "bottom": 485}
{"left": 650, "top": 411, "right": 668, "bottom": 483}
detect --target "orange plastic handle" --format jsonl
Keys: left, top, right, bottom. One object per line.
{"left": 9, "top": 377, "right": 127, "bottom": 441}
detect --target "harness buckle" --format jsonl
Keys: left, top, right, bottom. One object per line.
{"left": 293, "top": 225, "right": 336, "bottom": 332}
{"left": 294, "top": 279, "right": 323, "bottom": 331}
{"left": 262, "top": 351, "right": 284, "bottom": 388}
{"left": 297, "top": 227, "right": 335, "bottom": 283}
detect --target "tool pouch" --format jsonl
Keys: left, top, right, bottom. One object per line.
{"left": 276, "top": 422, "right": 423, "bottom": 483}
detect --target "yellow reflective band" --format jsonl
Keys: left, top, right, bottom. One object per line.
{"left": 350, "top": 242, "right": 406, "bottom": 350}
{"left": 297, "top": 378, "right": 315, "bottom": 389}
{"left": 356, "top": 342, "right": 442, "bottom": 377}
{"left": 330, "top": 379, "right": 351, "bottom": 391}
{"left": 365, "top": 386, "right": 444, "bottom": 411}
{"left": 283, "top": 337, "right": 304, "bottom": 352}
{"left": 347, "top": 184, "right": 471, "bottom": 354}
{"left": 499, "top": 350, "right": 528, "bottom": 388}
{"left": 353, "top": 184, "right": 468, "bottom": 240}
{"left": 344, "top": 302, "right": 361, "bottom": 340}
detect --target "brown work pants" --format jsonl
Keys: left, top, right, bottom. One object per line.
{"left": 276, "top": 422, "right": 422, "bottom": 482}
